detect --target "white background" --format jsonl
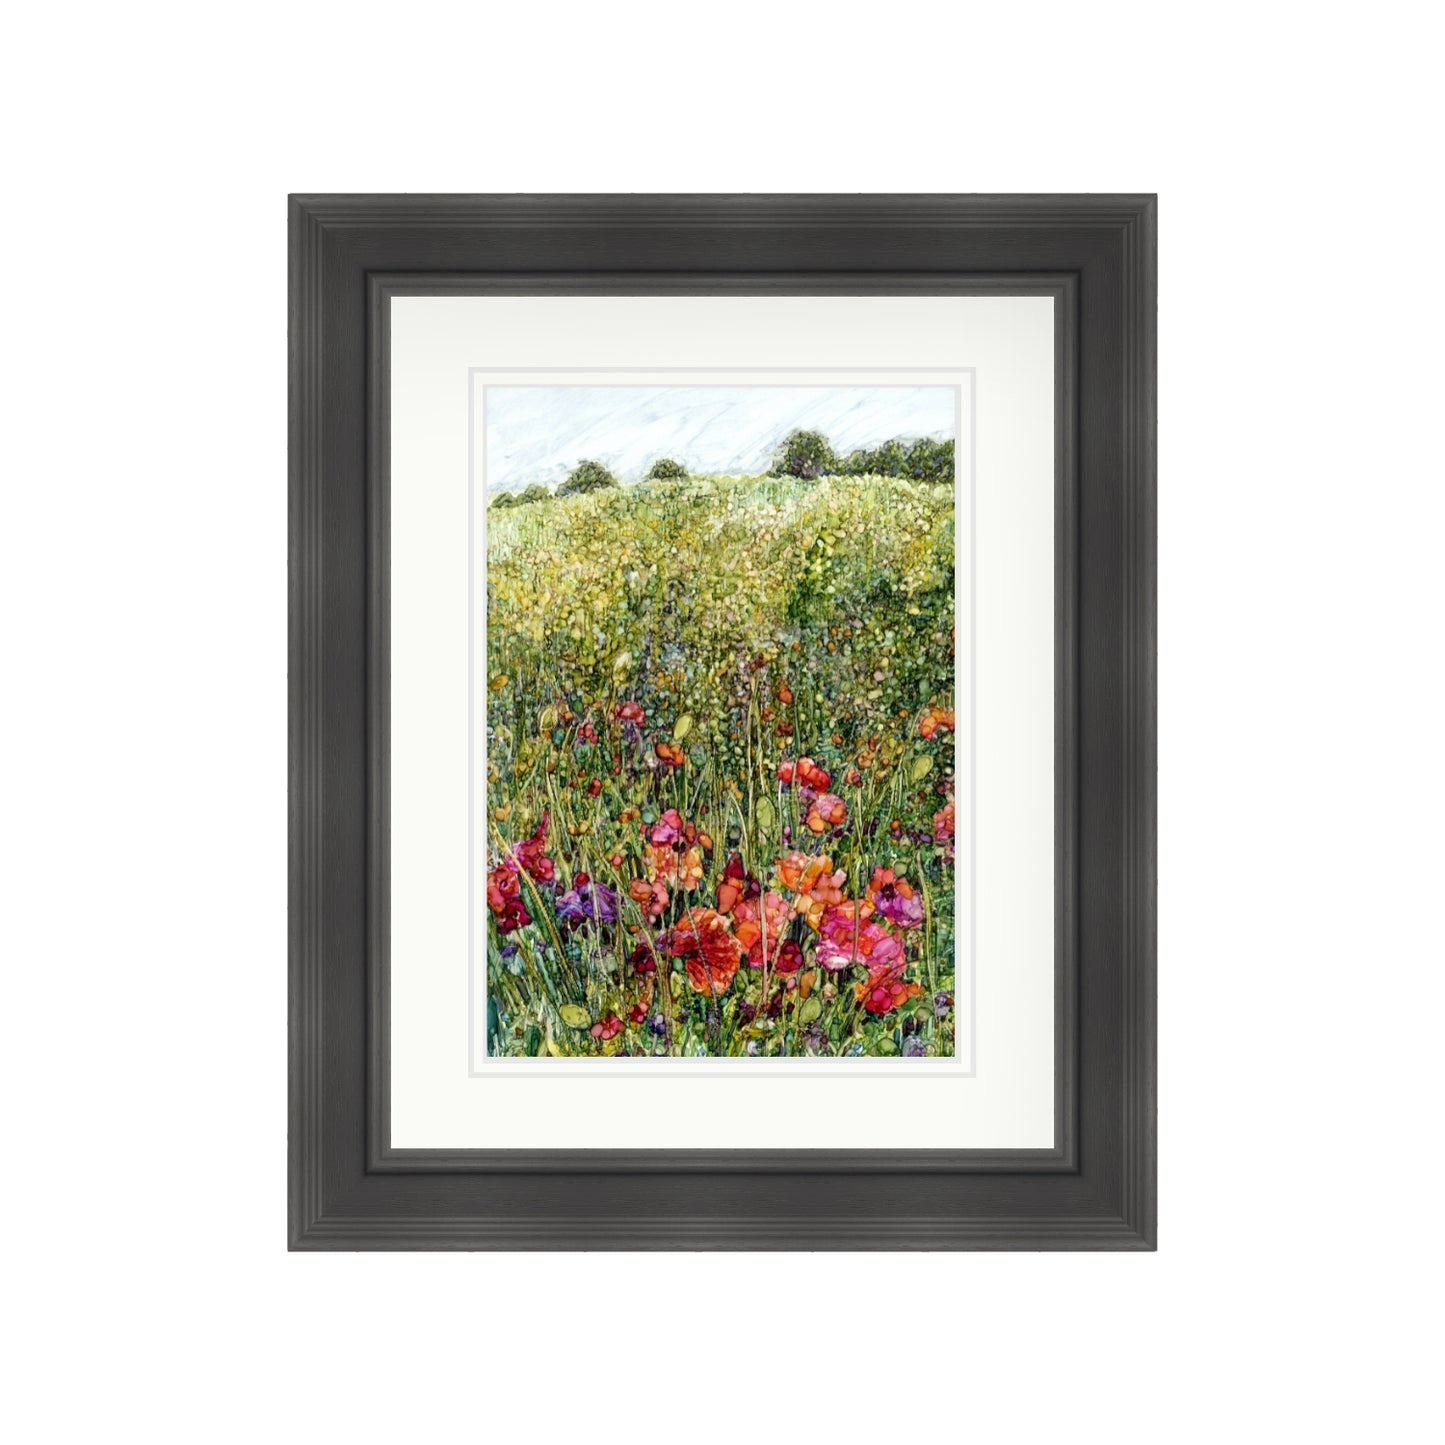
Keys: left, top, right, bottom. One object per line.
{"left": 4, "top": 3, "right": 1440, "bottom": 1442}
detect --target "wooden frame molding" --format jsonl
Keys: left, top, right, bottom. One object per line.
{"left": 289, "top": 194, "right": 1156, "bottom": 1250}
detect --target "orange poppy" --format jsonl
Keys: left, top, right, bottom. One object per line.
{"left": 677, "top": 845, "right": 705, "bottom": 892}
{"left": 644, "top": 842, "right": 677, "bottom": 885}
{"left": 733, "top": 890, "right": 793, "bottom": 966}
{"left": 776, "top": 852, "right": 848, "bottom": 930}
{"left": 655, "top": 741, "right": 686, "bottom": 768}
{"left": 804, "top": 792, "right": 848, "bottom": 834}
{"left": 776, "top": 850, "right": 828, "bottom": 893}
{"left": 629, "top": 876, "right": 669, "bottom": 918}
{"left": 919, "top": 705, "right": 955, "bottom": 740}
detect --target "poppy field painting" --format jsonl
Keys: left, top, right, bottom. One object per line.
{"left": 482, "top": 385, "right": 961, "bottom": 1059}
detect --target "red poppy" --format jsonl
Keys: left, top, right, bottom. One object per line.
{"left": 486, "top": 863, "right": 519, "bottom": 914}
{"left": 665, "top": 908, "right": 743, "bottom": 996}
{"left": 627, "top": 1003, "right": 648, "bottom": 1025}
{"left": 715, "top": 852, "right": 760, "bottom": 915}
{"left": 614, "top": 700, "right": 645, "bottom": 725}
{"left": 771, "top": 939, "right": 804, "bottom": 973}
{"left": 854, "top": 961, "right": 923, "bottom": 1014}
{"left": 589, "top": 1012, "right": 623, "bottom": 1040}
{"left": 628, "top": 940, "right": 658, "bottom": 976}
{"left": 778, "top": 756, "right": 831, "bottom": 791}
{"left": 587, "top": 778, "right": 603, "bottom": 797}
{"left": 485, "top": 863, "right": 531, "bottom": 934}
{"left": 933, "top": 800, "right": 955, "bottom": 842}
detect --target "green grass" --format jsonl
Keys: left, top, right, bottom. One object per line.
{"left": 484, "top": 471, "right": 957, "bottom": 1058}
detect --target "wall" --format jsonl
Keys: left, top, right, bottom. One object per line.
{"left": 5, "top": 3, "right": 1439, "bottom": 1440}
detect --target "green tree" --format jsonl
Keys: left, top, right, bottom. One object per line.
{"left": 645, "top": 458, "right": 688, "bottom": 481}
{"left": 905, "top": 436, "right": 954, "bottom": 484}
{"left": 771, "top": 429, "right": 836, "bottom": 479}
{"left": 557, "top": 460, "right": 619, "bottom": 497}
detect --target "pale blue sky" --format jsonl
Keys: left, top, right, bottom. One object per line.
{"left": 483, "top": 384, "right": 955, "bottom": 493}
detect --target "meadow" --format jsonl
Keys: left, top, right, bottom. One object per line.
{"left": 484, "top": 469, "right": 957, "bottom": 1057}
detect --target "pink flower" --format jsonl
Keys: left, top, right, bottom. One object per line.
{"left": 816, "top": 911, "right": 904, "bottom": 972}
{"left": 649, "top": 808, "right": 684, "bottom": 846}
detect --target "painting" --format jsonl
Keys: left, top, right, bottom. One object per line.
{"left": 482, "top": 385, "right": 958, "bottom": 1058}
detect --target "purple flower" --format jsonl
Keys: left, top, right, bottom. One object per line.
{"left": 553, "top": 880, "right": 619, "bottom": 928}
{"left": 933, "top": 990, "right": 953, "bottom": 1019}
{"left": 902, "top": 1035, "right": 927, "bottom": 1057}
{"left": 873, "top": 882, "right": 925, "bottom": 931}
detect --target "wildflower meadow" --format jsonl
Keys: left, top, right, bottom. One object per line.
{"left": 484, "top": 457, "right": 957, "bottom": 1058}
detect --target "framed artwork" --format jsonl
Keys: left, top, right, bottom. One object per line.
{"left": 289, "top": 194, "right": 1156, "bottom": 1249}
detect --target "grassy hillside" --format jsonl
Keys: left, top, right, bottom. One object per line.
{"left": 484, "top": 472, "right": 958, "bottom": 1058}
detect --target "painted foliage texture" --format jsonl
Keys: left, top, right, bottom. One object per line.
{"left": 485, "top": 455, "right": 957, "bottom": 1058}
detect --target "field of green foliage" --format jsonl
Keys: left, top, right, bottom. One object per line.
{"left": 483, "top": 470, "right": 958, "bottom": 1057}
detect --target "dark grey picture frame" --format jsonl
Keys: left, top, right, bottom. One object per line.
{"left": 289, "top": 194, "right": 1156, "bottom": 1250}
